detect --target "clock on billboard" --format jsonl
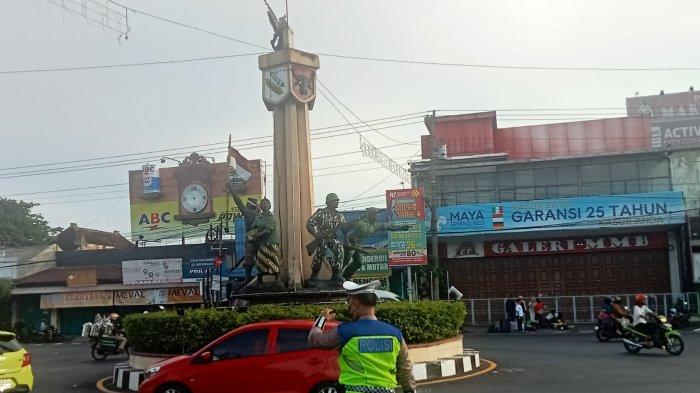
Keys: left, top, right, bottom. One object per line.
{"left": 181, "top": 184, "right": 208, "bottom": 214}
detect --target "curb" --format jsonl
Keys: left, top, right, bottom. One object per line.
{"left": 96, "top": 376, "right": 122, "bottom": 393}
{"left": 418, "top": 359, "right": 496, "bottom": 386}
{"left": 110, "top": 349, "right": 484, "bottom": 391}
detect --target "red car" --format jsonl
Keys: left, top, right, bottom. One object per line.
{"left": 139, "top": 320, "right": 340, "bottom": 393}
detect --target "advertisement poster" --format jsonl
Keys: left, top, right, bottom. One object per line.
{"left": 113, "top": 286, "right": 201, "bottom": 306}
{"left": 182, "top": 258, "right": 217, "bottom": 282}
{"left": 627, "top": 90, "right": 700, "bottom": 147}
{"left": 386, "top": 188, "right": 427, "bottom": 266}
{"left": 353, "top": 249, "right": 391, "bottom": 279}
{"left": 122, "top": 258, "right": 183, "bottom": 285}
{"left": 434, "top": 191, "right": 685, "bottom": 234}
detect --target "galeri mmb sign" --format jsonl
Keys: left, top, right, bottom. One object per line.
{"left": 386, "top": 188, "right": 427, "bottom": 266}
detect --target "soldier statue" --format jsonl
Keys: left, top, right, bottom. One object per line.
{"left": 342, "top": 207, "right": 411, "bottom": 279}
{"left": 226, "top": 183, "right": 261, "bottom": 285}
{"left": 306, "top": 193, "right": 346, "bottom": 283}
{"left": 247, "top": 198, "right": 282, "bottom": 286}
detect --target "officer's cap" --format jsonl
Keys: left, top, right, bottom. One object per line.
{"left": 343, "top": 280, "right": 381, "bottom": 295}
{"left": 326, "top": 193, "right": 340, "bottom": 203}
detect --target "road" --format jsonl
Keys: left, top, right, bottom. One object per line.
{"left": 26, "top": 331, "right": 699, "bottom": 392}
{"left": 426, "top": 330, "right": 700, "bottom": 393}
{"left": 27, "top": 339, "right": 126, "bottom": 393}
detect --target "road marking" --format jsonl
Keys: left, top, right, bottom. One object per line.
{"left": 96, "top": 376, "right": 121, "bottom": 393}
{"left": 417, "top": 359, "right": 497, "bottom": 387}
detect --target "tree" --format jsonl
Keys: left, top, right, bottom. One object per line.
{"left": 0, "top": 198, "right": 60, "bottom": 247}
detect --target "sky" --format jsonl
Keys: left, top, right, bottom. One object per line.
{"left": 0, "top": 0, "right": 698, "bottom": 240}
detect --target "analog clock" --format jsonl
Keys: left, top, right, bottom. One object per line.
{"left": 181, "top": 184, "right": 208, "bottom": 214}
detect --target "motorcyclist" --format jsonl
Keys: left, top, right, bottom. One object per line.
{"left": 632, "top": 294, "right": 657, "bottom": 346}
{"left": 602, "top": 296, "right": 614, "bottom": 314}
{"left": 108, "top": 313, "right": 127, "bottom": 352}
{"left": 40, "top": 319, "right": 53, "bottom": 341}
{"left": 611, "top": 296, "right": 630, "bottom": 334}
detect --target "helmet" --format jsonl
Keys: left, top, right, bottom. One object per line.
{"left": 612, "top": 296, "right": 622, "bottom": 303}
{"left": 603, "top": 296, "right": 613, "bottom": 305}
{"left": 634, "top": 294, "right": 647, "bottom": 306}
{"left": 325, "top": 193, "right": 340, "bottom": 204}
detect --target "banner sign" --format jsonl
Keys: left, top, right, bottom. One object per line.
{"left": 40, "top": 290, "right": 113, "bottom": 309}
{"left": 693, "top": 254, "right": 700, "bottom": 284}
{"left": 484, "top": 233, "right": 667, "bottom": 257}
{"left": 66, "top": 269, "right": 97, "bottom": 287}
{"left": 182, "top": 258, "right": 217, "bottom": 282}
{"left": 627, "top": 90, "right": 700, "bottom": 147}
{"left": 386, "top": 188, "right": 428, "bottom": 266}
{"left": 435, "top": 192, "right": 685, "bottom": 234}
{"left": 122, "top": 258, "right": 183, "bottom": 285}
{"left": 353, "top": 249, "right": 391, "bottom": 279}
{"left": 113, "top": 286, "right": 201, "bottom": 306}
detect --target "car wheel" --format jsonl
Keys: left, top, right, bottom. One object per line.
{"left": 159, "top": 384, "right": 191, "bottom": 393}
{"left": 310, "top": 381, "right": 341, "bottom": 393}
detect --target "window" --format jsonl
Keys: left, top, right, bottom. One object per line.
{"left": 611, "top": 181, "right": 626, "bottom": 195}
{"left": 515, "top": 187, "right": 535, "bottom": 201}
{"left": 498, "top": 171, "right": 515, "bottom": 187}
{"left": 611, "top": 162, "right": 638, "bottom": 180}
{"left": 498, "top": 189, "right": 515, "bottom": 202}
{"left": 558, "top": 185, "right": 579, "bottom": 197}
{"left": 639, "top": 160, "right": 668, "bottom": 179}
{"left": 441, "top": 193, "right": 456, "bottom": 206}
{"left": 476, "top": 173, "right": 495, "bottom": 189}
{"left": 276, "top": 329, "right": 311, "bottom": 353}
{"left": 0, "top": 336, "right": 22, "bottom": 354}
{"left": 213, "top": 330, "right": 268, "bottom": 360}
{"left": 515, "top": 170, "right": 534, "bottom": 188}
{"left": 581, "top": 182, "right": 611, "bottom": 196}
{"left": 534, "top": 168, "right": 557, "bottom": 186}
{"left": 456, "top": 191, "right": 476, "bottom": 204}
{"left": 477, "top": 190, "right": 496, "bottom": 204}
{"left": 556, "top": 167, "right": 578, "bottom": 184}
{"left": 651, "top": 178, "right": 671, "bottom": 192}
{"left": 580, "top": 164, "right": 610, "bottom": 183}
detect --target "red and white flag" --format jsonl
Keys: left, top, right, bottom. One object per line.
{"left": 492, "top": 206, "right": 504, "bottom": 230}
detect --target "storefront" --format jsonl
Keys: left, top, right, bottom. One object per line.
{"left": 434, "top": 192, "right": 686, "bottom": 298}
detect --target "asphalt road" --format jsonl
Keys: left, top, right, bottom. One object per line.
{"left": 424, "top": 329, "right": 700, "bottom": 393}
{"left": 23, "top": 330, "right": 700, "bottom": 393}
{"left": 26, "top": 339, "right": 126, "bottom": 393}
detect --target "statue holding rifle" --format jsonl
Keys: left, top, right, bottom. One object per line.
{"left": 342, "top": 207, "right": 411, "bottom": 279}
{"left": 306, "top": 193, "right": 346, "bottom": 284}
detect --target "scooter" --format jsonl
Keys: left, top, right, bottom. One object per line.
{"left": 621, "top": 315, "right": 684, "bottom": 356}
{"left": 30, "top": 327, "right": 63, "bottom": 343}
{"left": 668, "top": 299, "right": 691, "bottom": 329}
{"left": 91, "top": 332, "right": 129, "bottom": 360}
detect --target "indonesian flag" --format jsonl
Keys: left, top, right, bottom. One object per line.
{"left": 228, "top": 146, "right": 253, "bottom": 183}
{"left": 492, "top": 206, "right": 504, "bottom": 230}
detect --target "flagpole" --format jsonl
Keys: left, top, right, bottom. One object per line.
{"left": 225, "top": 133, "right": 232, "bottom": 233}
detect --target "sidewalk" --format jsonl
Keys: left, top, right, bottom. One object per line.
{"left": 462, "top": 323, "right": 596, "bottom": 335}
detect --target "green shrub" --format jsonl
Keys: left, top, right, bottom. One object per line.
{"left": 124, "top": 301, "right": 465, "bottom": 354}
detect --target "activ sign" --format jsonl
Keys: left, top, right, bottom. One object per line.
{"left": 434, "top": 191, "right": 685, "bottom": 234}
{"left": 386, "top": 188, "right": 427, "bottom": 266}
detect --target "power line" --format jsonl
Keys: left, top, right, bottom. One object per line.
{"left": 0, "top": 52, "right": 264, "bottom": 75}
{"left": 1, "top": 183, "right": 128, "bottom": 197}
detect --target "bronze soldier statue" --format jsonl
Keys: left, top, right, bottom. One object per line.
{"left": 248, "top": 198, "right": 282, "bottom": 286}
{"left": 342, "top": 207, "right": 410, "bottom": 279}
{"left": 306, "top": 193, "right": 346, "bottom": 283}
{"left": 226, "top": 184, "right": 260, "bottom": 284}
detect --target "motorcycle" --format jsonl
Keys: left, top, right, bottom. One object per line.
{"left": 668, "top": 300, "right": 691, "bottom": 329}
{"left": 595, "top": 311, "right": 622, "bottom": 342}
{"left": 30, "top": 327, "right": 63, "bottom": 343}
{"left": 89, "top": 322, "right": 129, "bottom": 360}
{"left": 621, "top": 315, "right": 684, "bottom": 356}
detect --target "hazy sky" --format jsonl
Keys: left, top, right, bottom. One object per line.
{"left": 1, "top": 0, "right": 698, "bottom": 239}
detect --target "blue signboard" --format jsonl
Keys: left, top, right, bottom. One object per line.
{"left": 434, "top": 191, "right": 685, "bottom": 234}
{"left": 182, "top": 258, "right": 216, "bottom": 281}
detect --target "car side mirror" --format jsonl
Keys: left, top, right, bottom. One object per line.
{"left": 195, "top": 351, "right": 213, "bottom": 364}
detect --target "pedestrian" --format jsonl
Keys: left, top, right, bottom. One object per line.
{"left": 528, "top": 296, "right": 536, "bottom": 322}
{"left": 534, "top": 297, "right": 547, "bottom": 328}
{"left": 505, "top": 294, "right": 516, "bottom": 322}
{"left": 308, "top": 280, "right": 416, "bottom": 393}
{"left": 515, "top": 296, "right": 525, "bottom": 332}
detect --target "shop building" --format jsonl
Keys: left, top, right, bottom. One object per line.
{"left": 411, "top": 109, "right": 699, "bottom": 299}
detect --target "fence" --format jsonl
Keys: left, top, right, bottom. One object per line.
{"left": 465, "top": 292, "right": 699, "bottom": 325}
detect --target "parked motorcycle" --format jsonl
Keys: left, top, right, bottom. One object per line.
{"left": 621, "top": 315, "right": 684, "bottom": 356}
{"left": 30, "top": 327, "right": 63, "bottom": 343}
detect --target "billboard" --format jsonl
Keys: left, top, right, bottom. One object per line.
{"left": 142, "top": 164, "right": 161, "bottom": 194}
{"left": 113, "top": 286, "right": 201, "bottom": 306}
{"left": 627, "top": 90, "right": 700, "bottom": 147}
{"left": 40, "top": 290, "right": 113, "bottom": 309}
{"left": 353, "top": 249, "right": 391, "bottom": 279}
{"left": 122, "top": 258, "right": 183, "bottom": 285}
{"left": 386, "top": 188, "right": 427, "bottom": 267}
{"left": 129, "top": 149, "right": 264, "bottom": 241}
{"left": 434, "top": 191, "right": 685, "bottom": 234}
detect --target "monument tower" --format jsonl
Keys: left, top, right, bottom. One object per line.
{"left": 259, "top": 3, "right": 318, "bottom": 289}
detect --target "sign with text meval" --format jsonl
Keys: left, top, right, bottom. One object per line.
{"left": 386, "top": 188, "right": 427, "bottom": 266}
{"left": 122, "top": 258, "right": 183, "bottom": 285}
{"left": 627, "top": 90, "right": 700, "bottom": 147}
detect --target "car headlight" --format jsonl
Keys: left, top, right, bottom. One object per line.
{"left": 145, "top": 365, "right": 162, "bottom": 378}
{"left": 659, "top": 316, "right": 667, "bottom": 323}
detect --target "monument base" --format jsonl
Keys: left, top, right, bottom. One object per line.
{"left": 304, "top": 278, "right": 343, "bottom": 290}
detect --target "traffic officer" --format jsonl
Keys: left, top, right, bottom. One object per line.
{"left": 308, "top": 280, "right": 417, "bottom": 393}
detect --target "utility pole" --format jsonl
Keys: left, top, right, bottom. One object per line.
{"left": 425, "top": 110, "right": 440, "bottom": 300}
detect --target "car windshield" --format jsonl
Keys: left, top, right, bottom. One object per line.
{"left": 0, "top": 336, "right": 22, "bottom": 354}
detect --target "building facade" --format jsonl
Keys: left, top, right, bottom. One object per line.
{"left": 411, "top": 109, "right": 699, "bottom": 299}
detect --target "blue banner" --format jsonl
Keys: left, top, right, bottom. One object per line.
{"left": 182, "top": 258, "right": 216, "bottom": 280}
{"left": 434, "top": 191, "right": 685, "bottom": 234}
